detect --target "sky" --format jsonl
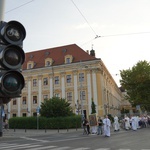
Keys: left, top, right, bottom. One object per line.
{"left": 2, "top": 0, "right": 150, "bottom": 86}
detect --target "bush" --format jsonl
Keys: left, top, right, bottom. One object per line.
{"left": 9, "top": 115, "right": 81, "bottom": 129}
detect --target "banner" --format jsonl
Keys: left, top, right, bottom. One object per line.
{"left": 89, "top": 114, "right": 97, "bottom": 126}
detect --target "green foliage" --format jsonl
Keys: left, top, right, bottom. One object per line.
{"left": 108, "top": 114, "right": 114, "bottom": 123}
{"left": 40, "top": 97, "right": 74, "bottom": 118}
{"left": 91, "top": 99, "right": 96, "bottom": 114}
{"left": 9, "top": 115, "right": 81, "bottom": 129}
{"left": 120, "top": 60, "right": 150, "bottom": 111}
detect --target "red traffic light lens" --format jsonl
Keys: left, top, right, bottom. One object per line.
{"left": 0, "top": 44, "right": 25, "bottom": 69}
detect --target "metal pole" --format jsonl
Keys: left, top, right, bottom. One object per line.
{"left": 0, "top": 0, "right": 5, "bottom": 137}
{"left": 0, "top": 105, "right": 3, "bottom": 137}
{"left": 37, "top": 113, "right": 39, "bottom": 130}
{"left": 0, "top": 0, "right": 5, "bottom": 21}
{"left": 80, "top": 61, "right": 84, "bottom": 121}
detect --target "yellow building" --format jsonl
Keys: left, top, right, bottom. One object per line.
{"left": 5, "top": 44, "right": 123, "bottom": 119}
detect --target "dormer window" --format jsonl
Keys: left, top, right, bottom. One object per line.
{"left": 27, "top": 61, "right": 34, "bottom": 69}
{"left": 66, "top": 58, "right": 70, "bottom": 64}
{"left": 65, "top": 55, "right": 73, "bottom": 64}
{"left": 28, "top": 64, "right": 32, "bottom": 69}
{"left": 45, "top": 58, "right": 53, "bottom": 67}
{"left": 46, "top": 61, "right": 51, "bottom": 66}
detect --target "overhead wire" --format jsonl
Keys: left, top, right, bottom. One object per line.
{"left": 71, "top": 0, "right": 99, "bottom": 37}
{"left": 5, "top": 0, "right": 34, "bottom": 14}
{"left": 70, "top": 0, "right": 150, "bottom": 47}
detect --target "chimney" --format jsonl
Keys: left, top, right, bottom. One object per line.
{"left": 90, "top": 49, "right": 95, "bottom": 57}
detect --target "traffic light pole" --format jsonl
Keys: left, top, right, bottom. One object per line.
{"left": 0, "top": 105, "right": 3, "bottom": 137}
{"left": 0, "top": 0, "right": 5, "bottom": 21}
{"left": 0, "top": 0, "right": 5, "bottom": 137}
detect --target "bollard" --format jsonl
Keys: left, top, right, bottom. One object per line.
{"left": 14, "top": 127, "right": 15, "bottom": 132}
{"left": 45, "top": 127, "right": 46, "bottom": 133}
{"left": 58, "top": 127, "right": 59, "bottom": 133}
{"left": 25, "top": 128, "right": 26, "bottom": 132}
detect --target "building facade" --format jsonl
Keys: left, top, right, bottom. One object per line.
{"left": 4, "top": 44, "right": 123, "bottom": 119}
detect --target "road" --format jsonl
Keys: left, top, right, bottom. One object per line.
{"left": 0, "top": 127, "right": 150, "bottom": 150}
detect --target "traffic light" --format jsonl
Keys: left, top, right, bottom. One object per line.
{"left": 0, "top": 20, "right": 26, "bottom": 104}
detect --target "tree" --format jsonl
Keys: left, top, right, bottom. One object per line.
{"left": 120, "top": 60, "right": 150, "bottom": 111}
{"left": 91, "top": 99, "right": 96, "bottom": 114}
{"left": 40, "top": 97, "right": 74, "bottom": 118}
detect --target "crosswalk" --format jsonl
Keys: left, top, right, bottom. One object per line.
{"left": 0, "top": 143, "right": 150, "bottom": 150}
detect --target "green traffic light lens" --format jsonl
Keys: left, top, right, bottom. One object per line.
{"left": 3, "top": 73, "right": 20, "bottom": 92}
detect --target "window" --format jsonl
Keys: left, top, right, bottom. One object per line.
{"left": 66, "top": 75, "right": 71, "bottom": 83}
{"left": 33, "top": 112, "right": 37, "bottom": 116}
{"left": 43, "top": 78, "right": 48, "bottom": 85}
{"left": 33, "top": 96, "right": 37, "bottom": 104}
{"left": 79, "top": 73, "right": 84, "bottom": 82}
{"left": 66, "top": 58, "right": 70, "bottom": 64}
{"left": 80, "top": 91, "right": 85, "bottom": 100}
{"left": 22, "top": 113, "right": 27, "bottom": 117}
{"left": 28, "top": 64, "right": 32, "bottom": 69}
{"left": 13, "top": 99, "right": 17, "bottom": 105}
{"left": 67, "top": 92, "right": 72, "bottom": 101}
{"left": 65, "top": 55, "right": 73, "bottom": 64}
{"left": 13, "top": 114, "right": 16, "bottom": 117}
{"left": 46, "top": 61, "right": 50, "bottom": 66}
{"left": 22, "top": 97, "right": 27, "bottom": 105}
{"left": 33, "top": 79, "right": 37, "bottom": 87}
{"left": 55, "top": 93, "right": 60, "bottom": 97}
{"left": 43, "top": 95, "right": 48, "bottom": 100}
{"left": 55, "top": 76, "right": 59, "bottom": 84}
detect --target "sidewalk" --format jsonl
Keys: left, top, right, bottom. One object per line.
{"left": 2, "top": 128, "right": 83, "bottom": 138}
{"left": 2, "top": 127, "right": 126, "bottom": 138}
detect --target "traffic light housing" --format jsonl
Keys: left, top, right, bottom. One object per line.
{"left": 0, "top": 20, "right": 26, "bottom": 104}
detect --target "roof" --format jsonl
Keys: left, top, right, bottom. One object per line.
{"left": 22, "top": 44, "right": 98, "bottom": 70}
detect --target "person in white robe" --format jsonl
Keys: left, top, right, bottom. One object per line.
{"left": 131, "top": 115, "right": 137, "bottom": 131}
{"left": 103, "top": 115, "right": 111, "bottom": 137}
{"left": 124, "top": 115, "right": 131, "bottom": 130}
{"left": 114, "top": 115, "right": 120, "bottom": 131}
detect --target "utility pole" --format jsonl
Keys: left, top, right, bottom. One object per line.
{"left": 0, "top": 0, "right": 5, "bottom": 21}
{"left": 0, "top": 0, "right": 5, "bottom": 137}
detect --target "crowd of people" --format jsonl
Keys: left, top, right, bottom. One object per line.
{"left": 82, "top": 114, "right": 150, "bottom": 137}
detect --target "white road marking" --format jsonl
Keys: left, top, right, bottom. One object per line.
{"left": 72, "top": 148, "right": 90, "bottom": 150}
{"left": 20, "top": 136, "right": 49, "bottom": 142}
{"left": 24, "top": 146, "right": 57, "bottom": 150}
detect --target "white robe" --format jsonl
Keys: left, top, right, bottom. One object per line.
{"left": 103, "top": 118, "right": 111, "bottom": 136}
{"left": 124, "top": 117, "right": 130, "bottom": 130}
{"left": 114, "top": 116, "right": 120, "bottom": 131}
{"left": 132, "top": 116, "right": 137, "bottom": 130}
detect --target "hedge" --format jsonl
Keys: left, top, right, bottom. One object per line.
{"left": 9, "top": 115, "right": 82, "bottom": 129}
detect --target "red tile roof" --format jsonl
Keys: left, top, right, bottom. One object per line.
{"left": 22, "top": 44, "right": 98, "bottom": 70}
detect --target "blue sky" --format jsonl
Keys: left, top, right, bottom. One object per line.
{"left": 3, "top": 0, "right": 150, "bottom": 86}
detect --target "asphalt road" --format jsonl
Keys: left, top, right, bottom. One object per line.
{"left": 0, "top": 127, "right": 150, "bottom": 150}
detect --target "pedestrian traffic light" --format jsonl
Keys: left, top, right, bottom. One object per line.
{"left": 0, "top": 20, "right": 26, "bottom": 104}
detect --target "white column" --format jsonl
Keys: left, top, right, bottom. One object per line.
{"left": 49, "top": 73, "right": 53, "bottom": 98}
{"left": 73, "top": 70, "right": 78, "bottom": 103}
{"left": 27, "top": 77, "right": 32, "bottom": 116}
{"left": 87, "top": 70, "right": 92, "bottom": 114}
{"left": 61, "top": 72, "right": 65, "bottom": 98}
{"left": 17, "top": 97, "right": 21, "bottom": 117}
{"left": 92, "top": 69, "right": 98, "bottom": 114}
{"left": 38, "top": 75, "right": 42, "bottom": 106}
